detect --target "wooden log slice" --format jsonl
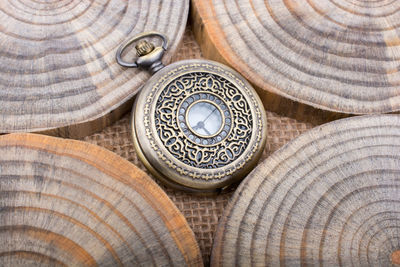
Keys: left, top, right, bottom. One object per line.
{"left": 0, "top": 133, "right": 203, "bottom": 266}
{"left": 212, "top": 114, "right": 400, "bottom": 266}
{"left": 191, "top": 0, "right": 400, "bottom": 122}
{"left": 0, "top": 0, "right": 188, "bottom": 138}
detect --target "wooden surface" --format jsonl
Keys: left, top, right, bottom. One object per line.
{"left": 0, "top": 0, "right": 188, "bottom": 138}
{"left": 211, "top": 114, "right": 400, "bottom": 266}
{"left": 0, "top": 133, "right": 203, "bottom": 266}
{"left": 191, "top": 0, "right": 400, "bottom": 123}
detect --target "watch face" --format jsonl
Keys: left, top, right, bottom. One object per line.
{"left": 133, "top": 59, "right": 267, "bottom": 191}
{"left": 186, "top": 101, "right": 223, "bottom": 137}
{"left": 181, "top": 93, "right": 228, "bottom": 141}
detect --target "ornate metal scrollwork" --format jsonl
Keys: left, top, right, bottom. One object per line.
{"left": 154, "top": 72, "right": 253, "bottom": 169}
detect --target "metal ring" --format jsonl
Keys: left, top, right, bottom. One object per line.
{"left": 116, "top": 31, "right": 168, "bottom": 68}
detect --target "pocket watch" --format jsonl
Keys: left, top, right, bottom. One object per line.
{"left": 116, "top": 32, "right": 267, "bottom": 194}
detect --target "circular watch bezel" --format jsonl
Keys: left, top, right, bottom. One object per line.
{"left": 178, "top": 92, "right": 233, "bottom": 146}
{"left": 184, "top": 98, "right": 226, "bottom": 139}
{"left": 132, "top": 59, "right": 267, "bottom": 191}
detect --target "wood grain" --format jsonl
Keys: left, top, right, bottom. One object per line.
{"left": 191, "top": 0, "right": 400, "bottom": 123}
{"left": 211, "top": 114, "right": 400, "bottom": 266}
{"left": 0, "top": 133, "right": 203, "bottom": 266}
{"left": 0, "top": 0, "right": 188, "bottom": 138}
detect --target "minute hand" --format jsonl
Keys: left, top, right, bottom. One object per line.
{"left": 203, "top": 107, "right": 218, "bottom": 124}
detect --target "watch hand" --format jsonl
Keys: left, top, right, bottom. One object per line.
{"left": 203, "top": 127, "right": 211, "bottom": 135}
{"left": 203, "top": 107, "right": 217, "bottom": 123}
{"left": 193, "top": 121, "right": 211, "bottom": 136}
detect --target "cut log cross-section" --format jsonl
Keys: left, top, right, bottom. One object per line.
{"left": 191, "top": 0, "right": 400, "bottom": 123}
{"left": 0, "top": 0, "right": 188, "bottom": 138}
{"left": 0, "top": 133, "right": 203, "bottom": 266}
{"left": 212, "top": 115, "right": 400, "bottom": 266}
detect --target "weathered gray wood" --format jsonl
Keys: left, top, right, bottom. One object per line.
{"left": 0, "top": 133, "right": 203, "bottom": 266}
{"left": 212, "top": 115, "right": 400, "bottom": 266}
{"left": 191, "top": 0, "right": 400, "bottom": 123}
{"left": 0, "top": 0, "right": 189, "bottom": 138}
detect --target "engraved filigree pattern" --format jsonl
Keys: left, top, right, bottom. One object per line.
{"left": 154, "top": 72, "right": 252, "bottom": 169}
{"left": 143, "top": 63, "right": 264, "bottom": 181}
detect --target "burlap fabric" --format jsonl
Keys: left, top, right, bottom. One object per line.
{"left": 81, "top": 26, "right": 314, "bottom": 266}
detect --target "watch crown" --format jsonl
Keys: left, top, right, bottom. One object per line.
{"left": 135, "top": 40, "right": 155, "bottom": 57}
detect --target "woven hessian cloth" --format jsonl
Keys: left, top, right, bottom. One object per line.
{"left": 81, "top": 25, "right": 315, "bottom": 266}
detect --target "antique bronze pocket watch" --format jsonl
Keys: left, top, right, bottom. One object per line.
{"left": 117, "top": 32, "right": 267, "bottom": 194}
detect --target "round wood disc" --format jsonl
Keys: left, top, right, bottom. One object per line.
{"left": 191, "top": 1, "right": 400, "bottom": 120}
{"left": 0, "top": 0, "right": 188, "bottom": 138}
{"left": 212, "top": 114, "right": 400, "bottom": 266}
{"left": 0, "top": 133, "right": 202, "bottom": 266}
